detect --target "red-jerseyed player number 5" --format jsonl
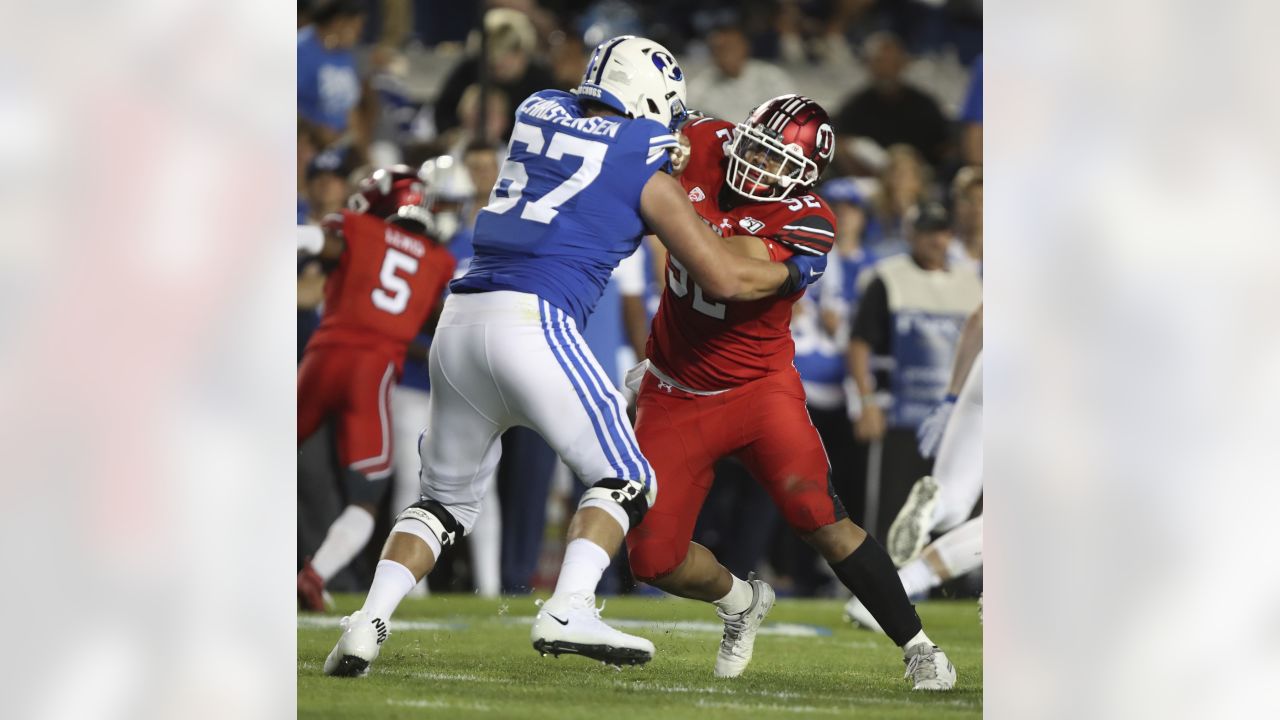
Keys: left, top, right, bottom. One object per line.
{"left": 371, "top": 248, "right": 419, "bottom": 314}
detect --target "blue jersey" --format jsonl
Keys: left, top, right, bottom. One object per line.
{"left": 297, "top": 26, "right": 360, "bottom": 132}
{"left": 451, "top": 90, "right": 679, "bottom": 328}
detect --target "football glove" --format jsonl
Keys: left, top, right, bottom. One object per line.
{"left": 916, "top": 395, "right": 957, "bottom": 458}
{"left": 780, "top": 251, "right": 828, "bottom": 295}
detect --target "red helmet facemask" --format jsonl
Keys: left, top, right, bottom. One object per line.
{"left": 726, "top": 94, "right": 836, "bottom": 201}
{"left": 347, "top": 165, "right": 435, "bottom": 235}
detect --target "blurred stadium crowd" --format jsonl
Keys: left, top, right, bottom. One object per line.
{"left": 298, "top": 0, "right": 982, "bottom": 601}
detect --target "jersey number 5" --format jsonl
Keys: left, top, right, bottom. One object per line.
{"left": 486, "top": 121, "right": 607, "bottom": 224}
{"left": 371, "top": 248, "right": 419, "bottom": 314}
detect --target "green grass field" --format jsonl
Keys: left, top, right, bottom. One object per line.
{"left": 298, "top": 594, "right": 982, "bottom": 719}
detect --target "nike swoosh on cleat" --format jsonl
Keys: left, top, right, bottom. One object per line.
{"left": 547, "top": 613, "right": 569, "bottom": 626}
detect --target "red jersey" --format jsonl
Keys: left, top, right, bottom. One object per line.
{"left": 646, "top": 117, "right": 837, "bottom": 392}
{"left": 307, "top": 209, "right": 456, "bottom": 362}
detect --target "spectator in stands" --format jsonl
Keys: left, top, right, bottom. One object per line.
{"left": 868, "top": 143, "right": 933, "bottom": 257}
{"left": 950, "top": 165, "right": 982, "bottom": 267}
{"left": 303, "top": 145, "right": 358, "bottom": 224}
{"left": 298, "top": 121, "right": 321, "bottom": 224}
{"left": 687, "top": 23, "right": 794, "bottom": 123}
{"left": 460, "top": 141, "right": 502, "bottom": 237}
{"left": 847, "top": 201, "right": 982, "bottom": 540}
{"left": 433, "top": 8, "right": 554, "bottom": 142}
{"left": 297, "top": 0, "right": 368, "bottom": 149}
{"left": 549, "top": 31, "right": 588, "bottom": 91}
{"left": 447, "top": 85, "right": 513, "bottom": 156}
{"left": 832, "top": 31, "right": 949, "bottom": 167}
{"left": 960, "top": 53, "right": 983, "bottom": 166}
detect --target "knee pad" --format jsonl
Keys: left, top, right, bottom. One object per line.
{"left": 579, "top": 478, "right": 650, "bottom": 529}
{"left": 395, "top": 499, "right": 462, "bottom": 550}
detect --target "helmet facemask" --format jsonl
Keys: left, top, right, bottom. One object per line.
{"left": 726, "top": 123, "right": 819, "bottom": 201}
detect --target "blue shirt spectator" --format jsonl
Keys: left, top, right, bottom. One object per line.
{"left": 297, "top": 4, "right": 366, "bottom": 134}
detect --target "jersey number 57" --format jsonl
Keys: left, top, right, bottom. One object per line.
{"left": 484, "top": 121, "right": 607, "bottom": 224}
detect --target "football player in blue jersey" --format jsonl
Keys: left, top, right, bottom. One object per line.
{"left": 324, "top": 36, "right": 830, "bottom": 676}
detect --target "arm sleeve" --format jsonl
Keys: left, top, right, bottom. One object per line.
{"left": 775, "top": 214, "right": 836, "bottom": 256}
{"left": 851, "top": 276, "right": 891, "bottom": 353}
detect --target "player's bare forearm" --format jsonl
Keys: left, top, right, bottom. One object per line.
{"left": 641, "top": 172, "right": 787, "bottom": 299}
{"left": 719, "top": 234, "right": 771, "bottom": 261}
{"left": 719, "top": 256, "right": 791, "bottom": 301}
{"left": 947, "top": 304, "right": 983, "bottom": 394}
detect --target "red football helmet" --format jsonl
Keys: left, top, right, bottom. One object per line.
{"left": 726, "top": 94, "right": 836, "bottom": 201}
{"left": 347, "top": 165, "right": 435, "bottom": 235}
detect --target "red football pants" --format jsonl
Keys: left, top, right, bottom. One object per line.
{"left": 297, "top": 346, "right": 398, "bottom": 480}
{"left": 626, "top": 369, "right": 846, "bottom": 581}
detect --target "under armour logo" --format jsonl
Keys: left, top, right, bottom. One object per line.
{"left": 657, "top": 380, "right": 673, "bottom": 393}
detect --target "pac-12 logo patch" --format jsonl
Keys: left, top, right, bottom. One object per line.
{"left": 688, "top": 186, "right": 705, "bottom": 202}
{"left": 739, "top": 217, "right": 765, "bottom": 234}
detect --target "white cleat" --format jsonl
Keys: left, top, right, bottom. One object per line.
{"left": 714, "top": 574, "right": 776, "bottom": 678}
{"left": 531, "top": 594, "right": 654, "bottom": 667}
{"left": 323, "top": 610, "right": 388, "bottom": 678}
{"left": 887, "top": 475, "right": 940, "bottom": 566}
{"left": 842, "top": 594, "right": 884, "bottom": 633}
{"left": 903, "top": 642, "right": 957, "bottom": 691}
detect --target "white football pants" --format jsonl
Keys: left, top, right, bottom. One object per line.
{"left": 933, "top": 351, "right": 984, "bottom": 533}
{"left": 419, "top": 291, "right": 656, "bottom": 534}
{"left": 392, "top": 384, "right": 501, "bottom": 597}
{"left": 931, "top": 515, "right": 983, "bottom": 579}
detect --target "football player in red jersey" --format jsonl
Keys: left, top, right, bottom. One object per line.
{"left": 296, "top": 165, "right": 457, "bottom": 611}
{"left": 626, "top": 95, "right": 956, "bottom": 689}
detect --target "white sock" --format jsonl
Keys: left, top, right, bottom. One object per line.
{"left": 903, "top": 629, "right": 935, "bottom": 651}
{"left": 311, "top": 505, "right": 376, "bottom": 582}
{"left": 713, "top": 575, "right": 754, "bottom": 616}
{"left": 547, "top": 538, "right": 611, "bottom": 608}
{"left": 360, "top": 559, "right": 418, "bottom": 622}
{"left": 899, "top": 557, "right": 942, "bottom": 598}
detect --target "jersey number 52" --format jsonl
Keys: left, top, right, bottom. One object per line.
{"left": 484, "top": 121, "right": 607, "bottom": 224}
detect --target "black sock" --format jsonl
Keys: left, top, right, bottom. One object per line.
{"left": 829, "top": 535, "right": 923, "bottom": 647}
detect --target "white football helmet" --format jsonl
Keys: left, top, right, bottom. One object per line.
{"left": 418, "top": 155, "right": 475, "bottom": 242}
{"left": 576, "top": 35, "right": 689, "bottom": 131}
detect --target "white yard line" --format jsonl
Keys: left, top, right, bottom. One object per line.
{"left": 386, "top": 698, "right": 492, "bottom": 712}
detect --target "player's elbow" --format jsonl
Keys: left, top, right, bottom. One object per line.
{"left": 699, "top": 271, "right": 747, "bottom": 301}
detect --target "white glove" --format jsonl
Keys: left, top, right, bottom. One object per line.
{"left": 916, "top": 395, "right": 957, "bottom": 458}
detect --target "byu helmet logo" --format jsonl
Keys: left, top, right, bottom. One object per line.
{"left": 650, "top": 50, "right": 683, "bottom": 81}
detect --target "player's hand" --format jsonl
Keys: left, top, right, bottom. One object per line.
{"left": 669, "top": 132, "right": 691, "bottom": 176}
{"left": 780, "top": 252, "right": 828, "bottom": 295}
{"left": 915, "top": 395, "right": 957, "bottom": 458}
{"left": 855, "top": 402, "right": 886, "bottom": 442}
